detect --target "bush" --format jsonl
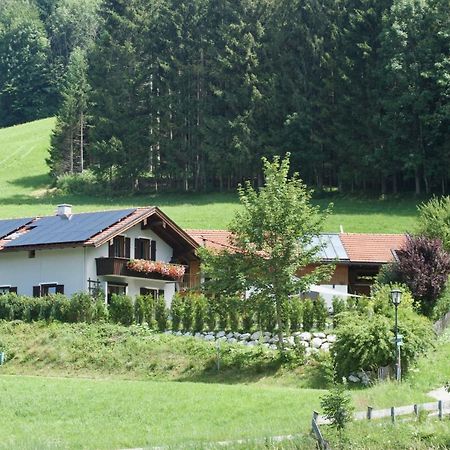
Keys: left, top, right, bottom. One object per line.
{"left": 55, "top": 170, "right": 104, "bottom": 196}
{"left": 181, "top": 294, "right": 193, "bottom": 331}
{"left": 289, "top": 296, "right": 303, "bottom": 332}
{"left": 68, "top": 292, "right": 95, "bottom": 323}
{"left": 134, "top": 295, "right": 153, "bottom": 325}
{"left": 332, "top": 296, "right": 346, "bottom": 327}
{"left": 193, "top": 293, "right": 208, "bottom": 332}
{"left": 228, "top": 296, "right": 240, "bottom": 331}
{"left": 432, "top": 280, "right": 450, "bottom": 320}
{"left": 313, "top": 296, "right": 328, "bottom": 330}
{"left": 206, "top": 298, "right": 216, "bottom": 331}
{"left": 256, "top": 295, "right": 277, "bottom": 332}
{"left": 155, "top": 296, "right": 168, "bottom": 331}
{"left": 93, "top": 299, "right": 108, "bottom": 322}
{"left": 109, "top": 294, "right": 134, "bottom": 325}
{"left": 394, "top": 235, "right": 450, "bottom": 316}
{"left": 170, "top": 293, "right": 184, "bottom": 331}
{"left": 51, "top": 295, "right": 71, "bottom": 322}
{"left": 302, "top": 298, "right": 314, "bottom": 331}
{"left": 417, "top": 196, "right": 450, "bottom": 252}
{"left": 332, "top": 309, "right": 434, "bottom": 379}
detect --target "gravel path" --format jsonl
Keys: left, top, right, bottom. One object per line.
{"left": 428, "top": 386, "right": 450, "bottom": 402}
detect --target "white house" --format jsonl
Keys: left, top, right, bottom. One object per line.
{"left": 0, "top": 205, "right": 200, "bottom": 305}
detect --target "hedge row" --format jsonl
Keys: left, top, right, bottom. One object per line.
{"left": 170, "top": 292, "right": 329, "bottom": 333}
{"left": 0, "top": 292, "right": 330, "bottom": 333}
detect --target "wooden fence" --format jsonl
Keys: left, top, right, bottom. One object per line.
{"left": 312, "top": 399, "right": 449, "bottom": 448}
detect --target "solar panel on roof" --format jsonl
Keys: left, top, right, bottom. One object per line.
{"left": 0, "top": 218, "right": 33, "bottom": 239}
{"left": 4, "top": 208, "right": 136, "bottom": 248}
{"left": 309, "top": 234, "right": 349, "bottom": 261}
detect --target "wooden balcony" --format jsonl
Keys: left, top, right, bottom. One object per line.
{"left": 96, "top": 257, "right": 182, "bottom": 282}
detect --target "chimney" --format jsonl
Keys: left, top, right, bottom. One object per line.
{"left": 57, "top": 204, "right": 72, "bottom": 219}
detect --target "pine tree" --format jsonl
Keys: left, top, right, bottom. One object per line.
{"left": 48, "top": 47, "right": 90, "bottom": 177}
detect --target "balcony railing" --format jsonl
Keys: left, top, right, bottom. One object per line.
{"left": 96, "top": 257, "right": 183, "bottom": 282}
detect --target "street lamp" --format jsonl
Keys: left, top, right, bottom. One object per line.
{"left": 390, "top": 289, "right": 402, "bottom": 382}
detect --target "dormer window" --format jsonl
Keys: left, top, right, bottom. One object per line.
{"left": 135, "top": 238, "right": 156, "bottom": 261}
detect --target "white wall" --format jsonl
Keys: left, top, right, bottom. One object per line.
{"left": 0, "top": 247, "right": 85, "bottom": 296}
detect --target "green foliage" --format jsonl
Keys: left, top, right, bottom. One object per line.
{"left": 320, "top": 383, "right": 354, "bottom": 431}
{"left": 202, "top": 155, "right": 331, "bottom": 349}
{"left": 134, "top": 295, "right": 153, "bottom": 326}
{"left": 170, "top": 293, "right": 183, "bottom": 331}
{"left": 417, "top": 197, "right": 450, "bottom": 252}
{"left": 154, "top": 296, "right": 168, "bottom": 332}
{"left": 289, "top": 296, "right": 303, "bottom": 332}
{"left": 313, "top": 296, "right": 328, "bottom": 330}
{"left": 332, "top": 296, "right": 346, "bottom": 327}
{"left": 332, "top": 307, "right": 434, "bottom": 379}
{"left": 302, "top": 298, "right": 315, "bottom": 332}
{"left": 192, "top": 294, "right": 208, "bottom": 333}
{"left": 108, "top": 294, "right": 134, "bottom": 326}
{"left": 68, "top": 292, "right": 95, "bottom": 322}
{"left": 432, "top": 281, "right": 450, "bottom": 321}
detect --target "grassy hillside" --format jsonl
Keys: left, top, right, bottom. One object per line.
{"left": 0, "top": 118, "right": 421, "bottom": 232}
{"left": 0, "top": 322, "right": 448, "bottom": 448}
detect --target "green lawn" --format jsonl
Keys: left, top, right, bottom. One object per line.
{"left": 0, "top": 118, "right": 422, "bottom": 232}
{"left": 0, "top": 375, "right": 320, "bottom": 449}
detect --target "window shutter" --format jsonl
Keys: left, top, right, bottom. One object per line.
{"left": 33, "top": 286, "right": 40, "bottom": 297}
{"left": 10, "top": 287, "right": 17, "bottom": 294}
{"left": 134, "top": 239, "right": 140, "bottom": 259}
{"left": 108, "top": 240, "right": 114, "bottom": 257}
{"left": 151, "top": 240, "right": 156, "bottom": 261}
{"left": 56, "top": 285, "right": 64, "bottom": 294}
{"left": 125, "top": 238, "right": 131, "bottom": 258}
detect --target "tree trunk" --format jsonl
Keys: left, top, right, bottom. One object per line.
{"left": 415, "top": 168, "right": 421, "bottom": 196}
{"left": 80, "top": 111, "right": 84, "bottom": 172}
{"left": 392, "top": 173, "right": 398, "bottom": 194}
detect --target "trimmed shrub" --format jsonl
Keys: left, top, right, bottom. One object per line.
{"left": 69, "top": 292, "right": 95, "bottom": 323}
{"left": 332, "top": 296, "right": 346, "bottom": 327}
{"left": 193, "top": 293, "right": 208, "bottom": 332}
{"left": 93, "top": 299, "right": 109, "bottom": 322}
{"left": 432, "top": 280, "right": 450, "bottom": 321}
{"left": 51, "top": 295, "right": 71, "bottom": 322}
{"left": 289, "top": 296, "right": 303, "bottom": 332}
{"left": 181, "top": 294, "right": 193, "bottom": 331}
{"left": 228, "top": 296, "right": 240, "bottom": 331}
{"left": 170, "top": 293, "right": 183, "bottom": 331}
{"left": 155, "top": 296, "right": 168, "bottom": 331}
{"left": 206, "top": 299, "right": 216, "bottom": 331}
{"left": 109, "top": 294, "right": 134, "bottom": 325}
{"left": 313, "top": 296, "right": 328, "bottom": 330}
{"left": 134, "top": 295, "right": 153, "bottom": 325}
{"left": 302, "top": 298, "right": 314, "bottom": 331}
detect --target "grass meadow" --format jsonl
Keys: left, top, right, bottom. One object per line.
{"left": 0, "top": 323, "right": 449, "bottom": 448}
{"left": 0, "top": 118, "right": 422, "bottom": 233}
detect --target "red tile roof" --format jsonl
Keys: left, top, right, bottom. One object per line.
{"left": 186, "top": 229, "right": 235, "bottom": 251}
{"left": 339, "top": 233, "right": 406, "bottom": 263}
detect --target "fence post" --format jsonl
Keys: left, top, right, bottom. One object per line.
{"left": 391, "top": 406, "right": 395, "bottom": 423}
{"left": 414, "top": 404, "right": 418, "bottom": 417}
{"left": 312, "top": 410, "right": 319, "bottom": 429}
{"left": 438, "top": 400, "right": 443, "bottom": 420}
{"left": 367, "top": 406, "right": 373, "bottom": 420}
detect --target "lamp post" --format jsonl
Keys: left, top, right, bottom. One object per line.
{"left": 390, "top": 289, "right": 402, "bottom": 382}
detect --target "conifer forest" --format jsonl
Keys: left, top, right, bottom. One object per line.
{"left": 0, "top": 0, "right": 449, "bottom": 194}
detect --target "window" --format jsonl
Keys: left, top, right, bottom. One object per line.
{"left": 0, "top": 286, "right": 17, "bottom": 295}
{"left": 33, "top": 283, "right": 64, "bottom": 297}
{"left": 140, "top": 287, "right": 164, "bottom": 299}
{"left": 135, "top": 238, "right": 150, "bottom": 260}
{"left": 28, "top": 250, "right": 35, "bottom": 259}
{"left": 109, "top": 236, "right": 130, "bottom": 258}
{"left": 107, "top": 282, "right": 127, "bottom": 302}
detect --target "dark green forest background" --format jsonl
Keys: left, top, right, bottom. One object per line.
{"left": 0, "top": 0, "right": 448, "bottom": 195}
